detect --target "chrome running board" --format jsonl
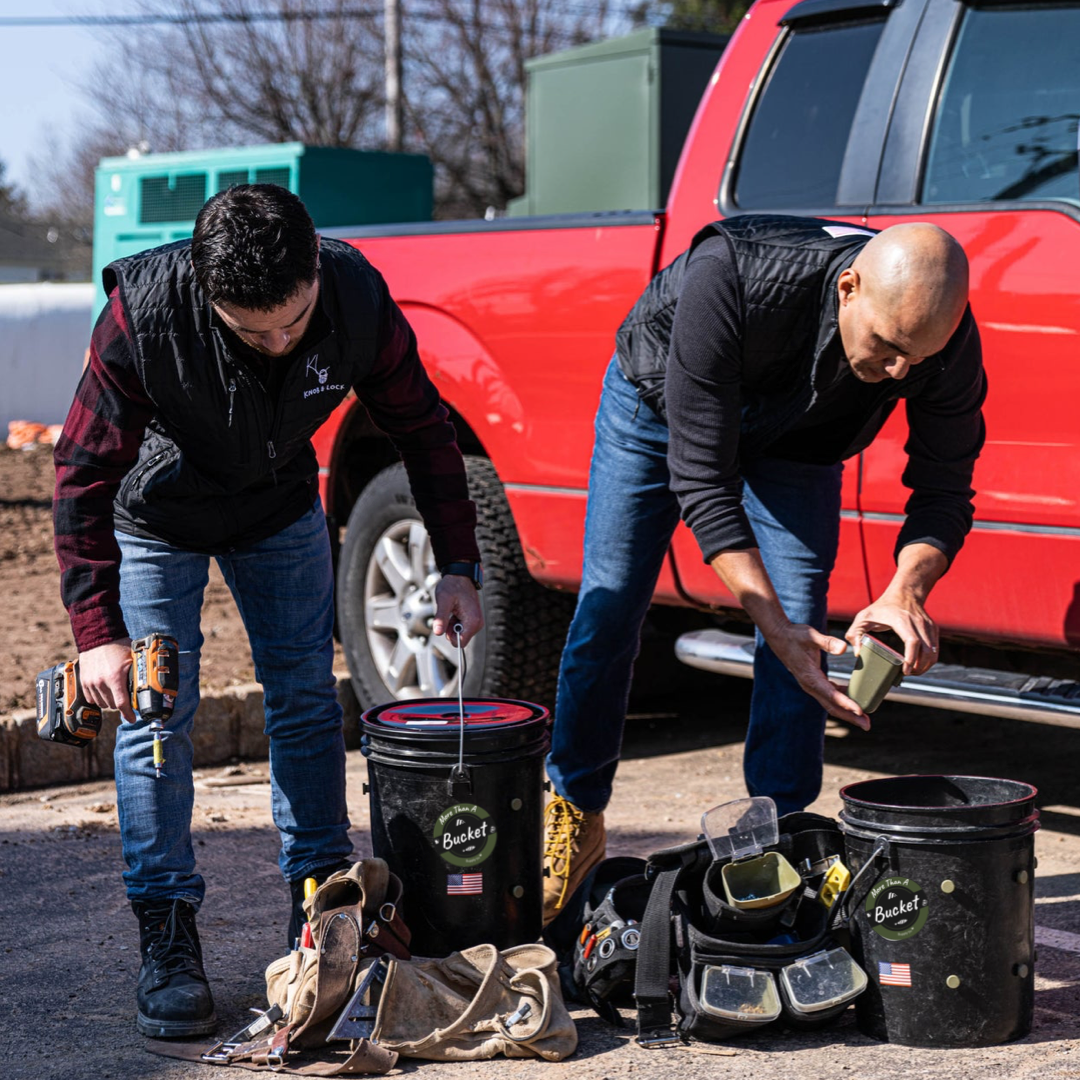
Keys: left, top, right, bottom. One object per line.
{"left": 675, "top": 629, "right": 1080, "bottom": 729}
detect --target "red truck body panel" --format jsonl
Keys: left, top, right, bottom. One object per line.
{"left": 316, "top": 0, "right": 1080, "bottom": 653}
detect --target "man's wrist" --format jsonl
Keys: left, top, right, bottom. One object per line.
{"left": 439, "top": 560, "right": 483, "bottom": 590}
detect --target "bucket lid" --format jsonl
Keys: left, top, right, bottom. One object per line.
{"left": 702, "top": 796, "right": 779, "bottom": 862}
{"left": 363, "top": 698, "right": 543, "bottom": 730}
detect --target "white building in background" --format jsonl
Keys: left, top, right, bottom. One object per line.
{"left": 0, "top": 282, "right": 95, "bottom": 430}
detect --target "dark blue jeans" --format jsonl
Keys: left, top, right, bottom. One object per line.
{"left": 546, "top": 358, "right": 842, "bottom": 816}
{"left": 115, "top": 500, "right": 352, "bottom": 906}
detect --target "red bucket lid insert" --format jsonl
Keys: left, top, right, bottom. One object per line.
{"left": 372, "top": 700, "right": 537, "bottom": 728}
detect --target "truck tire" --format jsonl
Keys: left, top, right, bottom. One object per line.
{"left": 336, "top": 456, "right": 575, "bottom": 711}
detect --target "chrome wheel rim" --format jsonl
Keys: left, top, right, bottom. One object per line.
{"left": 363, "top": 518, "right": 466, "bottom": 697}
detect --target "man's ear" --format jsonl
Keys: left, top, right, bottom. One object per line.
{"left": 837, "top": 267, "right": 859, "bottom": 307}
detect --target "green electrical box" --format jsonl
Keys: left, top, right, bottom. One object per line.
{"left": 508, "top": 28, "right": 728, "bottom": 217}
{"left": 92, "top": 143, "right": 433, "bottom": 316}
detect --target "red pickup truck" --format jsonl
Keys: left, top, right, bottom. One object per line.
{"left": 315, "top": 0, "right": 1080, "bottom": 724}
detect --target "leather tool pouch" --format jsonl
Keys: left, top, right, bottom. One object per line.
{"left": 203, "top": 859, "right": 409, "bottom": 1075}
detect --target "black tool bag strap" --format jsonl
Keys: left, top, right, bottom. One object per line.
{"left": 633, "top": 865, "right": 682, "bottom": 1045}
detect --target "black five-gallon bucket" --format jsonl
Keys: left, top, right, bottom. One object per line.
{"left": 840, "top": 775, "right": 1038, "bottom": 1047}
{"left": 361, "top": 697, "right": 548, "bottom": 958}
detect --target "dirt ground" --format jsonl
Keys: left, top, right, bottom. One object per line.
{"left": 0, "top": 443, "right": 343, "bottom": 712}
{"left": 2, "top": 442, "right": 1078, "bottom": 1080}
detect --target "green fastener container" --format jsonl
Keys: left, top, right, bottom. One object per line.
{"left": 703, "top": 796, "right": 802, "bottom": 910}
{"left": 848, "top": 634, "right": 905, "bottom": 714}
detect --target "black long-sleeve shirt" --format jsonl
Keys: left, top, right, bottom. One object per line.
{"left": 664, "top": 234, "right": 987, "bottom": 565}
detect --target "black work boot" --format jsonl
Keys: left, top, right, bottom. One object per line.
{"left": 133, "top": 898, "right": 217, "bottom": 1038}
{"left": 287, "top": 859, "right": 354, "bottom": 949}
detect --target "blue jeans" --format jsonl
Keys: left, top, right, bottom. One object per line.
{"left": 547, "top": 358, "right": 842, "bottom": 816}
{"left": 115, "top": 500, "right": 352, "bottom": 907}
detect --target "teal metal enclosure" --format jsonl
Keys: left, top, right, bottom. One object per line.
{"left": 92, "top": 143, "right": 433, "bottom": 316}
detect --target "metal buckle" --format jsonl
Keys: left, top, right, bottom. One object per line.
{"left": 636, "top": 1030, "right": 684, "bottom": 1049}
{"left": 200, "top": 1004, "right": 283, "bottom": 1062}
{"left": 379, "top": 902, "right": 397, "bottom": 924}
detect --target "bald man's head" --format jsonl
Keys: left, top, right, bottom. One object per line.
{"left": 837, "top": 223, "right": 969, "bottom": 383}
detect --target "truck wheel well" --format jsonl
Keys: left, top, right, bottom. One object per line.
{"left": 327, "top": 403, "right": 489, "bottom": 547}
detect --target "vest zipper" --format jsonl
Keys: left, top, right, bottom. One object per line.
{"left": 227, "top": 380, "right": 236, "bottom": 427}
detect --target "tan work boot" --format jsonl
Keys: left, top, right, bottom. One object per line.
{"left": 543, "top": 794, "right": 606, "bottom": 926}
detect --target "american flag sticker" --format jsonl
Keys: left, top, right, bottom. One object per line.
{"left": 447, "top": 872, "right": 484, "bottom": 895}
{"left": 879, "top": 961, "right": 913, "bottom": 987}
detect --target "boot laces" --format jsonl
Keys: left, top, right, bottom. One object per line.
{"left": 544, "top": 795, "right": 585, "bottom": 908}
{"left": 140, "top": 900, "right": 204, "bottom": 979}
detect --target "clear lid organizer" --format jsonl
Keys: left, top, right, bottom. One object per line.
{"left": 702, "top": 797, "right": 802, "bottom": 910}
{"left": 699, "top": 964, "right": 782, "bottom": 1024}
{"left": 779, "top": 947, "right": 868, "bottom": 1016}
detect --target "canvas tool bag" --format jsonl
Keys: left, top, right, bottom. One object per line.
{"left": 189, "top": 943, "right": 576, "bottom": 1072}
{"left": 371, "top": 942, "right": 578, "bottom": 1061}
{"left": 155, "top": 861, "right": 576, "bottom": 1073}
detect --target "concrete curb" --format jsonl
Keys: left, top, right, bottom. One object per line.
{"left": 0, "top": 675, "right": 363, "bottom": 792}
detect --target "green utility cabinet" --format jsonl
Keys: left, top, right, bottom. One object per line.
{"left": 92, "top": 143, "right": 433, "bottom": 315}
{"left": 508, "top": 28, "right": 728, "bottom": 217}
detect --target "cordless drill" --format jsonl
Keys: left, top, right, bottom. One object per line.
{"left": 36, "top": 634, "right": 179, "bottom": 777}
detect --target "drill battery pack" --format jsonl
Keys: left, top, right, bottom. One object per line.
{"left": 35, "top": 661, "right": 103, "bottom": 747}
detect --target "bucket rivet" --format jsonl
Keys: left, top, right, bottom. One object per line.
{"left": 1015, "top": 964, "right": 1029, "bottom": 978}
{"left": 1015, "top": 870, "right": 1029, "bottom": 884}
{"left": 940, "top": 879, "right": 955, "bottom": 894}
{"left": 946, "top": 975, "right": 961, "bottom": 989}
{"left": 512, "top": 885, "right": 525, "bottom": 898}
{"left": 511, "top": 798, "right": 523, "bottom": 811}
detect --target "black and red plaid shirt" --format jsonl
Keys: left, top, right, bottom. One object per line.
{"left": 54, "top": 288, "right": 479, "bottom": 653}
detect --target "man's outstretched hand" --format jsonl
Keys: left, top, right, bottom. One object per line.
{"left": 845, "top": 592, "right": 939, "bottom": 677}
{"left": 767, "top": 623, "right": 871, "bottom": 731}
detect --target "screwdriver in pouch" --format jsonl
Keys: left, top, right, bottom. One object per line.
{"left": 300, "top": 877, "right": 318, "bottom": 949}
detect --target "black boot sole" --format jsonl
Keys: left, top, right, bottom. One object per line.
{"left": 137, "top": 1009, "right": 218, "bottom": 1038}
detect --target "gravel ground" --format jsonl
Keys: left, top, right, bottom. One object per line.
{"left": 1, "top": 691, "right": 1078, "bottom": 1080}
{"left": 1, "top": 441, "right": 1077, "bottom": 1080}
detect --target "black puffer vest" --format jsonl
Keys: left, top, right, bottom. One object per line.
{"left": 105, "top": 237, "right": 384, "bottom": 552}
{"left": 616, "top": 215, "right": 874, "bottom": 434}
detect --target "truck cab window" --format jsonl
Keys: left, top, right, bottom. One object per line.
{"left": 923, "top": 5, "right": 1080, "bottom": 206}
{"left": 734, "top": 18, "right": 886, "bottom": 209}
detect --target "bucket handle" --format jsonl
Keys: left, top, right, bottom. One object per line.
{"left": 832, "top": 835, "right": 890, "bottom": 931}
{"left": 447, "top": 622, "right": 471, "bottom": 797}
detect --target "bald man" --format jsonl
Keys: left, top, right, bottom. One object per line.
{"left": 542, "top": 215, "right": 985, "bottom": 923}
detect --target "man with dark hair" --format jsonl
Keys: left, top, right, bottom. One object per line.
{"left": 53, "top": 184, "right": 484, "bottom": 1037}
{"left": 542, "top": 215, "right": 986, "bottom": 924}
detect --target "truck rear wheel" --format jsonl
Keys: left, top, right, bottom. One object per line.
{"left": 336, "top": 456, "right": 575, "bottom": 711}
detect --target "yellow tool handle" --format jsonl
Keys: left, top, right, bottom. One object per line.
{"left": 818, "top": 861, "right": 852, "bottom": 909}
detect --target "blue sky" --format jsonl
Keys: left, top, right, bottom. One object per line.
{"left": 0, "top": 2, "right": 131, "bottom": 199}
